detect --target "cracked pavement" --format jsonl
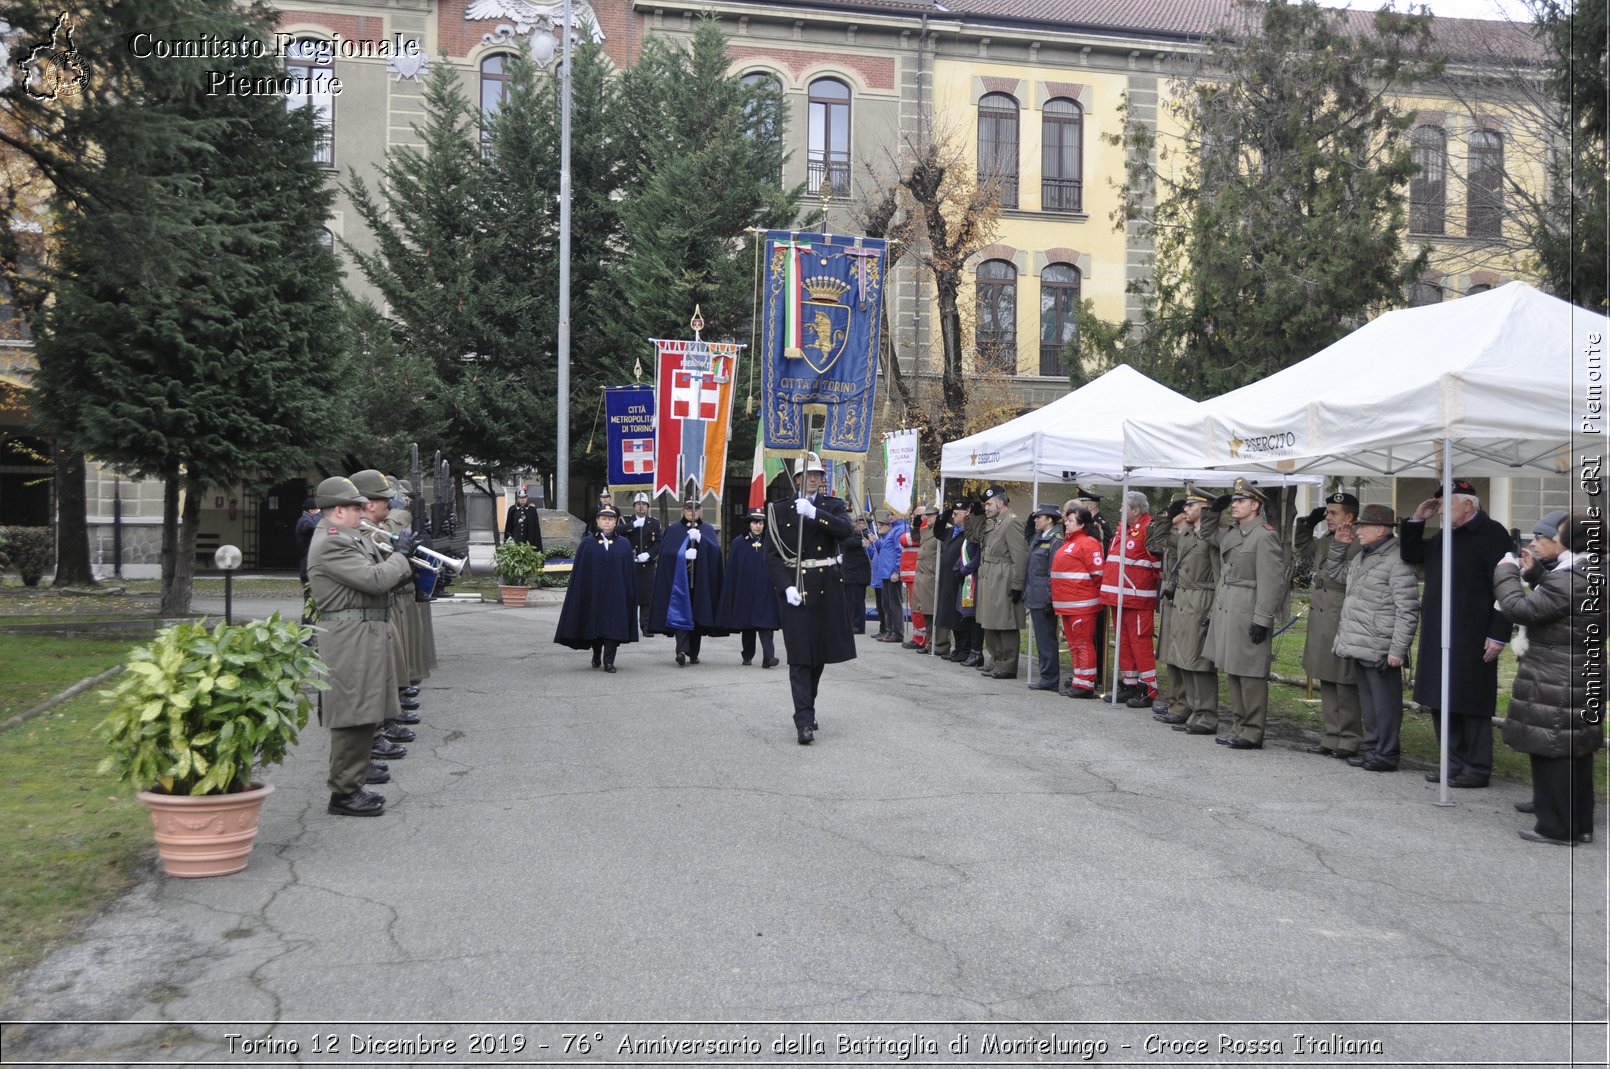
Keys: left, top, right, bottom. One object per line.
{"left": 2, "top": 596, "right": 1605, "bottom": 1066}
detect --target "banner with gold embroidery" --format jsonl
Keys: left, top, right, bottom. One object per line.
{"left": 759, "top": 231, "right": 886, "bottom": 460}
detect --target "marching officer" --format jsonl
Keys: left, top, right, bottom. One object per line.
{"left": 624, "top": 492, "right": 662, "bottom": 634}
{"left": 718, "top": 508, "right": 782, "bottom": 667}
{"left": 554, "top": 504, "right": 639, "bottom": 671}
{"left": 306, "top": 476, "right": 416, "bottom": 816}
{"left": 1203, "top": 479, "right": 1288, "bottom": 750}
{"left": 1295, "top": 491, "right": 1364, "bottom": 759}
{"left": 649, "top": 496, "right": 726, "bottom": 665}
{"left": 766, "top": 452, "right": 855, "bottom": 744}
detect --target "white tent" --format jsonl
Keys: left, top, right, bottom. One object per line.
{"left": 1121, "top": 281, "right": 1608, "bottom": 803}
{"left": 1123, "top": 281, "right": 1605, "bottom": 478}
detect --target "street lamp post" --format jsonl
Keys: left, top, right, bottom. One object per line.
{"left": 555, "top": 0, "right": 573, "bottom": 517}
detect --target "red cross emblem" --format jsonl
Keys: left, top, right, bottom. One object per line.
{"left": 895, "top": 473, "right": 908, "bottom": 489}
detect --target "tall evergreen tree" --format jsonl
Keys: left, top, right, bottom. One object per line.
{"left": 1530, "top": 0, "right": 1607, "bottom": 310}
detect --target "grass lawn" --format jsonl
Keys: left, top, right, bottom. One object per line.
{"left": 0, "top": 635, "right": 140, "bottom": 720}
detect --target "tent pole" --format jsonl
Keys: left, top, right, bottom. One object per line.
{"left": 1436, "top": 440, "right": 1454, "bottom": 808}
{"left": 930, "top": 476, "right": 946, "bottom": 654}
{"left": 1111, "top": 472, "right": 1131, "bottom": 704}
{"left": 1028, "top": 434, "right": 1043, "bottom": 676}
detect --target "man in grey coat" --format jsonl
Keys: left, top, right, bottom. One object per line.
{"left": 1295, "top": 492, "right": 1363, "bottom": 759}
{"left": 1153, "top": 490, "right": 1221, "bottom": 735}
{"left": 1204, "top": 479, "right": 1287, "bottom": 750}
{"left": 307, "top": 476, "right": 416, "bottom": 817}
{"left": 1331, "top": 504, "right": 1420, "bottom": 772}
{"left": 976, "top": 485, "right": 1028, "bottom": 679}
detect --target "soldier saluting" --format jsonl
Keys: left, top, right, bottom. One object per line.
{"left": 766, "top": 452, "right": 855, "bottom": 745}
{"left": 1203, "top": 478, "right": 1287, "bottom": 750}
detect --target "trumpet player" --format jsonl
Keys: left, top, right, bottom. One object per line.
{"left": 352, "top": 469, "right": 420, "bottom": 757}
{"left": 306, "top": 476, "right": 416, "bottom": 817}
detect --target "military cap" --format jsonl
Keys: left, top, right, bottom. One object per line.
{"left": 747, "top": 509, "right": 766, "bottom": 523}
{"left": 598, "top": 488, "right": 613, "bottom": 499}
{"left": 1072, "top": 485, "right": 1102, "bottom": 503}
{"left": 1534, "top": 510, "right": 1568, "bottom": 539}
{"left": 1326, "top": 491, "right": 1360, "bottom": 512}
{"left": 981, "top": 485, "right": 1008, "bottom": 503}
{"left": 948, "top": 499, "right": 971, "bottom": 513}
{"left": 1032, "top": 503, "right": 1061, "bottom": 520}
{"left": 349, "top": 469, "right": 393, "bottom": 501}
{"left": 1356, "top": 503, "right": 1396, "bottom": 526}
{"left": 301, "top": 496, "right": 318, "bottom": 511}
{"left": 516, "top": 487, "right": 530, "bottom": 498}
{"left": 682, "top": 496, "right": 701, "bottom": 509}
{"left": 1432, "top": 479, "right": 1478, "bottom": 498}
{"left": 397, "top": 479, "right": 413, "bottom": 495}
{"left": 314, "top": 476, "right": 368, "bottom": 508}
{"left": 633, "top": 492, "right": 650, "bottom": 504}
{"left": 1229, "top": 477, "right": 1267, "bottom": 503}
{"left": 1182, "top": 485, "right": 1211, "bottom": 505}
{"left": 595, "top": 505, "right": 620, "bottom": 520}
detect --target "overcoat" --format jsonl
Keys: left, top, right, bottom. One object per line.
{"left": 648, "top": 519, "right": 727, "bottom": 636}
{"left": 503, "top": 502, "right": 544, "bottom": 549}
{"left": 932, "top": 526, "right": 967, "bottom": 631}
{"left": 308, "top": 522, "right": 413, "bottom": 729}
{"left": 1400, "top": 512, "right": 1512, "bottom": 715}
{"left": 382, "top": 511, "right": 430, "bottom": 681}
{"left": 389, "top": 508, "right": 438, "bottom": 672}
{"left": 624, "top": 513, "right": 662, "bottom": 611}
{"left": 1204, "top": 513, "right": 1287, "bottom": 677}
{"left": 975, "top": 509, "right": 1027, "bottom": 630}
{"left": 1023, "top": 528, "right": 1061, "bottom": 611}
{"left": 554, "top": 529, "right": 640, "bottom": 648}
{"left": 1495, "top": 555, "right": 1604, "bottom": 759}
{"left": 718, "top": 531, "right": 782, "bottom": 631}
{"left": 766, "top": 493, "right": 856, "bottom": 666}
{"left": 912, "top": 518, "right": 941, "bottom": 615}
{"left": 1157, "top": 520, "right": 1219, "bottom": 672}
{"left": 1295, "top": 523, "right": 1361, "bottom": 683}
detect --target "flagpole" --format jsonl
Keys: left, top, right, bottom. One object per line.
{"left": 555, "top": 0, "right": 574, "bottom": 514}
{"left": 796, "top": 414, "right": 814, "bottom": 593}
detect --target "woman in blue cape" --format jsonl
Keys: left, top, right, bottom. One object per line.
{"left": 648, "top": 496, "right": 727, "bottom": 665}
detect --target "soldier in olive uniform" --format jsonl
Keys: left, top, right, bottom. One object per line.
{"left": 1153, "top": 490, "right": 1221, "bottom": 735}
{"left": 1295, "top": 492, "right": 1364, "bottom": 759}
{"left": 307, "top": 476, "right": 416, "bottom": 816}
{"left": 1203, "top": 479, "right": 1287, "bottom": 749}
{"left": 976, "top": 485, "right": 1028, "bottom": 679}
{"left": 766, "top": 452, "right": 855, "bottom": 744}
{"left": 351, "top": 470, "right": 418, "bottom": 756}
{"left": 1147, "top": 492, "right": 1188, "bottom": 718}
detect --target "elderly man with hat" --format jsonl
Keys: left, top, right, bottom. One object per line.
{"left": 1203, "top": 478, "right": 1288, "bottom": 749}
{"left": 1150, "top": 488, "right": 1221, "bottom": 733}
{"left": 503, "top": 486, "right": 544, "bottom": 550}
{"left": 306, "top": 476, "right": 417, "bottom": 816}
{"left": 1401, "top": 478, "right": 1513, "bottom": 787}
{"left": 718, "top": 508, "right": 781, "bottom": 667}
{"left": 765, "top": 451, "right": 855, "bottom": 744}
{"left": 1294, "top": 491, "right": 1365, "bottom": 759}
{"left": 976, "top": 485, "right": 1028, "bottom": 679}
{"left": 649, "top": 495, "right": 727, "bottom": 666}
{"left": 1023, "top": 503, "right": 1065, "bottom": 690}
{"left": 624, "top": 491, "right": 662, "bottom": 634}
{"left": 351, "top": 469, "right": 423, "bottom": 755}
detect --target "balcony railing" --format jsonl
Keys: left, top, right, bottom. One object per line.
{"left": 1042, "top": 177, "right": 1082, "bottom": 213}
{"left": 807, "top": 157, "right": 850, "bottom": 196}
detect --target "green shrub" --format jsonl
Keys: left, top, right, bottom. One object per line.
{"left": 0, "top": 526, "right": 53, "bottom": 586}
{"left": 492, "top": 540, "right": 545, "bottom": 586}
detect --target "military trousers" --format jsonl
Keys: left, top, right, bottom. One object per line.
{"left": 1318, "top": 679, "right": 1363, "bottom": 756}
{"left": 1165, "top": 663, "right": 1190, "bottom": 716}
{"left": 983, "top": 627, "right": 1021, "bottom": 676}
{"left": 1183, "top": 669, "right": 1220, "bottom": 729}
{"left": 1027, "top": 606, "right": 1060, "bottom": 687}
{"left": 328, "top": 723, "right": 378, "bottom": 795}
{"left": 1226, "top": 673, "right": 1269, "bottom": 744}
{"left": 788, "top": 663, "right": 825, "bottom": 730}
{"left": 739, "top": 629, "right": 776, "bottom": 663}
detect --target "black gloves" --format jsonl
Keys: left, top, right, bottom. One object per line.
{"left": 393, "top": 530, "right": 419, "bottom": 557}
{"left": 1166, "top": 498, "right": 1186, "bottom": 520}
{"left": 971, "top": 501, "right": 985, "bottom": 516}
{"left": 1247, "top": 623, "right": 1269, "bottom": 644}
{"left": 1009, "top": 587, "right": 1023, "bottom": 604}
{"left": 1304, "top": 506, "right": 1326, "bottom": 528}
{"left": 1210, "top": 494, "right": 1233, "bottom": 513}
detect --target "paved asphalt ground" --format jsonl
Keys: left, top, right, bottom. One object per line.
{"left": 2, "top": 595, "right": 1606, "bottom": 1068}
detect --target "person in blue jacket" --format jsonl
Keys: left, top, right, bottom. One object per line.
{"left": 871, "top": 513, "right": 908, "bottom": 642}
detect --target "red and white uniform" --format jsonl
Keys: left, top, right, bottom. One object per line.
{"left": 1051, "top": 528, "right": 1104, "bottom": 693}
{"left": 898, "top": 530, "right": 924, "bottom": 644}
{"left": 1100, "top": 513, "right": 1161, "bottom": 697}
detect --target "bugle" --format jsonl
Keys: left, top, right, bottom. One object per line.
{"left": 359, "top": 520, "right": 470, "bottom": 576}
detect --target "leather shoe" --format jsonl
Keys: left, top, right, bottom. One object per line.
{"left": 1178, "top": 724, "right": 1215, "bottom": 734}
{"left": 1450, "top": 774, "right": 1490, "bottom": 788}
{"left": 1331, "top": 750, "right": 1355, "bottom": 760}
{"left": 1155, "top": 713, "right": 1188, "bottom": 725}
{"left": 1424, "top": 771, "right": 1441, "bottom": 783}
{"left": 1304, "top": 745, "right": 1334, "bottom": 756}
{"left": 1067, "top": 688, "right": 1096, "bottom": 700}
{"left": 371, "top": 737, "right": 407, "bottom": 760}
{"left": 688, "top": 656, "right": 699, "bottom": 665}
{"left": 603, "top": 664, "right": 617, "bottom": 673}
{"left": 1361, "top": 758, "right": 1397, "bottom": 772}
{"left": 1027, "top": 681, "right": 1059, "bottom": 691}
{"left": 947, "top": 650, "right": 969, "bottom": 663}
{"left": 960, "top": 653, "right": 983, "bottom": 667}
{"left": 1224, "top": 736, "right": 1262, "bottom": 750}
{"left": 369, "top": 760, "right": 389, "bottom": 773}
{"left": 675, "top": 653, "right": 686, "bottom": 667}
{"left": 1515, "top": 800, "right": 1536, "bottom": 813}
{"left": 1125, "top": 692, "right": 1156, "bottom": 709}
{"left": 380, "top": 724, "right": 415, "bottom": 743}
{"left": 401, "top": 687, "right": 420, "bottom": 699}
{"left": 364, "top": 763, "right": 391, "bottom": 784}
{"left": 328, "top": 790, "right": 384, "bottom": 817}
{"left": 1576, "top": 832, "right": 1593, "bottom": 844}
{"left": 1518, "top": 828, "right": 1573, "bottom": 846}
{"left": 741, "top": 658, "right": 753, "bottom": 665}
{"left": 901, "top": 640, "right": 918, "bottom": 649}
{"left": 1348, "top": 755, "right": 1368, "bottom": 767}
{"left": 986, "top": 669, "right": 1017, "bottom": 680}
{"left": 389, "top": 709, "right": 420, "bottom": 725}
{"left": 398, "top": 698, "right": 421, "bottom": 711}
{"left": 762, "top": 657, "right": 779, "bottom": 669}
{"left": 797, "top": 727, "right": 813, "bottom": 745}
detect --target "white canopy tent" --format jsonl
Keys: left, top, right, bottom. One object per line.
{"left": 1122, "top": 281, "right": 1608, "bottom": 803}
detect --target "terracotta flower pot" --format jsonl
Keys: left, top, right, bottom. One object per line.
{"left": 499, "top": 584, "right": 530, "bottom": 607}
{"left": 135, "top": 783, "right": 274, "bottom": 878}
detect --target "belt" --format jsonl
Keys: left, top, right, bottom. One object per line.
{"left": 800, "top": 557, "right": 840, "bottom": 569}
{"left": 320, "top": 607, "right": 390, "bottom": 622}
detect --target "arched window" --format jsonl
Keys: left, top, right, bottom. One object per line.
{"left": 481, "top": 53, "right": 514, "bottom": 147}
{"left": 743, "top": 72, "right": 785, "bottom": 184}
{"left": 807, "top": 77, "right": 850, "bottom": 196}
{"left": 975, "top": 259, "right": 1017, "bottom": 373}
{"left": 285, "top": 38, "right": 334, "bottom": 166}
{"left": 977, "top": 92, "right": 1019, "bottom": 209}
{"left": 1042, "top": 98, "right": 1083, "bottom": 213}
{"left": 317, "top": 227, "right": 335, "bottom": 251}
{"left": 1467, "top": 282, "right": 1492, "bottom": 295}
{"left": 1410, "top": 281, "right": 1444, "bottom": 307}
{"left": 1468, "top": 129, "right": 1504, "bottom": 238}
{"left": 1039, "top": 263, "right": 1081, "bottom": 376}
{"left": 1409, "top": 125, "right": 1445, "bottom": 235}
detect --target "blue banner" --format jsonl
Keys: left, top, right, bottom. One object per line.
{"left": 605, "top": 385, "right": 655, "bottom": 489}
{"left": 759, "top": 231, "right": 886, "bottom": 459}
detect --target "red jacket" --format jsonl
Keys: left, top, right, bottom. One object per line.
{"left": 1050, "top": 529, "right": 1104, "bottom": 616}
{"left": 1100, "top": 512, "right": 1161, "bottom": 609}
{"left": 899, "top": 530, "right": 918, "bottom": 585}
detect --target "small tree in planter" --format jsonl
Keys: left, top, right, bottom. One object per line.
{"left": 97, "top": 613, "right": 325, "bottom": 877}
{"left": 491, "top": 541, "right": 545, "bottom": 607}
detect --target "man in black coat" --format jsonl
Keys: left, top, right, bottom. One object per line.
{"left": 649, "top": 497, "right": 726, "bottom": 665}
{"left": 1401, "top": 479, "right": 1513, "bottom": 787}
{"left": 503, "top": 489, "right": 543, "bottom": 551}
{"left": 766, "top": 453, "right": 855, "bottom": 745}
{"left": 623, "top": 491, "right": 662, "bottom": 633}
{"left": 839, "top": 516, "right": 873, "bottom": 634}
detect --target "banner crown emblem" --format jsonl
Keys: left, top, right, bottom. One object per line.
{"left": 802, "top": 276, "right": 851, "bottom": 304}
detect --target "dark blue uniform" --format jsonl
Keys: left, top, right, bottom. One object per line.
{"left": 554, "top": 529, "right": 639, "bottom": 670}
{"left": 766, "top": 492, "right": 855, "bottom": 740}
{"left": 718, "top": 530, "right": 781, "bottom": 666}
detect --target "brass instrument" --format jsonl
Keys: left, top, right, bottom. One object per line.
{"left": 359, "top": 520, "right": 470, "bottom": 576}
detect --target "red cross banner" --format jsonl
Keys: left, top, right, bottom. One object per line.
{"left": 882, "top": 428, "right": 919, "bottom": 515}
{"left": 651, "top": 334, "right": 742, "bottom": 500}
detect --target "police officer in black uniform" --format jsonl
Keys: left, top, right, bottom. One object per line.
{"left": 766, "top": 452, "right": 855, "bottom": 745}
{"left": 624, "top": 491, "right": 662, "bottom": 633}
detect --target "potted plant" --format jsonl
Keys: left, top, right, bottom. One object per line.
{"left": 492, "top": 540, "right": 544, "bottom": 607}
{"left": 97, "top": 613, "right": 324, "bottom": 877}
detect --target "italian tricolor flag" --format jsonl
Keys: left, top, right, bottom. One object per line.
{"left": 748, "top": 412, "right": 787, "bottom": 509}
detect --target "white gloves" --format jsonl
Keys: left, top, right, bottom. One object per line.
{"left": 635, "top": 552, "right": 649, "bottom": 563}
{"left": 685, "top": 547, "right": 698, "bottom": 561}
{"left": 836, "top": 554, "right": 844, "bottom": 564}
{"left": 632, "top": 516, "right": 645, "bottom": 528}
{"left": 785, "top": 586, "right": 803, "bottom": 606}
{"left": 797, "top": 497, "right": 817, "bottom": 520}
{"left": 687, "top": 528, "right": 701, "bottom": 543}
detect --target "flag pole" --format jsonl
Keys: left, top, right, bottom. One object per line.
{"left": 796, "top": 413, "right": 815, "bottom": 593}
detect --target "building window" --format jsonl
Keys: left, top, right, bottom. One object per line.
{"left": 977, "top": 93, "right": 1019, "bottom": 209}
{"left": 975, "top": 259, "right": 1017, "bottom": 373}
{"left": 1468, "top": 129, "right": 1504, "bottom": 238}
{"left": 1042, "top": 97, "right": 1083, "bottom": 213}
{"left": 481, "top": 53, "right": 513, "bottom": 148}
{"left": 743, "top": 72, "right": 784, "bottom": 183}
{"left": 1467, "top": 282, "right": 1492, "bottom": 295}
{"left": 285, "top": 38, "right": 334, "bottom": 166}
{"left": 807, "top": 77, "right": 850, "bottom": 196}
{"left": 1409, "top": 125, "right": 1445, "bottom": 235}
{"left": 1410, "top": 281, "right": 1443, "bottom": 307}
{"left": 1039, "top": 263, "right": 1081, "bottom": 376}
